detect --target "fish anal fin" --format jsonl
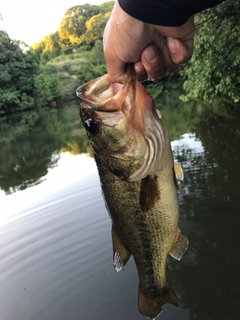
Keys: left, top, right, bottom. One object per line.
{"left": 169, "top": 228, "right": 189, "bottom": 261}
{"left": 174, "top": 163, "right": 184, "bottom": 180}
{"left": 139, "top": 175, "right": 160, "bottom": 213}
{"left": 138, "top": 284, "right": 179, "bottom": 319}
{"left": 112, "top": 225, "right": 131, "bottom": 272}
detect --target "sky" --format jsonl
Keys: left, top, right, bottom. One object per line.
{"left": 0, "top": 0, "right": 109, "bottom": 46}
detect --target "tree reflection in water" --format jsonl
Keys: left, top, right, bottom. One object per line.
{"left": 0, "top": 99, "right": 240, "bottom": 319}
{"left": 0, "top": 104, "right": 91, "bottom": 194}
{"left": 167, "top": 104, "right": 240, "bottom": 320}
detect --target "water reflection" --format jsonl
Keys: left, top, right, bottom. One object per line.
{"left": 0, "top": 102, "right": 240, "bottom": 320}
{"left": 171, "top": 105, "right": 240, "bottom": 320}
{"left": 0, "top": 105, "right": 91, "bottom": 194}
{"left": 0, "top": 153, "right": 96, "bottom": 225}
{"left": 0, "top": 99, "right": 196, "bottom": 194}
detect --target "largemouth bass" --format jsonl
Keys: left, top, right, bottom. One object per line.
{"left": 76, "top": 65, "right": 188, "bottom": 320}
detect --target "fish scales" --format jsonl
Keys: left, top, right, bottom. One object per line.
{"left": 96, "top": 131, "right": 178, "bottom": 285}
{"left": 76, "top": 65, "right": 188, "bottom": 320}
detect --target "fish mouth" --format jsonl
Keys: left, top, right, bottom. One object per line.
{"left": 76, "top": 65, "right": 168, "bottom": 181}
{"left": 76, "top": 76, "right": 124, "bottom": 112}
{"left": 76, "top": 65, "right": 139, "bottom": 114}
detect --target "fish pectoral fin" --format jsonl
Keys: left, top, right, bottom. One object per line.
{"left": 139, "top": 175, "right": 160, "bottom": 213}
{"left": 174, "top": 163, "right": 184, "bottom": 180}
{"left": 112, "top": 225, "right": 131, "bottom": 272}
{"left": 169, "top": 229, "right": 189, "bottom": 261}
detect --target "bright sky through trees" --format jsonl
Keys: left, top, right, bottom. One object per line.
{"left": 0, "top": 0, "right": 108, "bottom": 45}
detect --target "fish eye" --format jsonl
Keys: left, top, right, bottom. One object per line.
{"left": 84, "top": 118, "right": 98, "bottom": 135}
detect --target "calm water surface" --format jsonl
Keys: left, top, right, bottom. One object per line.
{"left": 0, "top": 102, "right": 240, "bottom": 320}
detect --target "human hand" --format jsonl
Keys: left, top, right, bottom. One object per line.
{"left": 103, "top": 1, "right": 196, "bottom": 83}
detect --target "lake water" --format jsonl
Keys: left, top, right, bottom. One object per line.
{"left": 0, "top": 101, "right": 240, "bottom": 320}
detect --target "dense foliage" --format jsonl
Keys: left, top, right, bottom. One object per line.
{"left": 0, "top": 31, "right": 39, "bottom": 114}
{"left": 31, "top": 2, "right": 114, "bottom": 63}
{"left": 0, "top": 30, "right": 65, "bottom": 115}
{"left": 1, "top": 0, "right": 239, "bottom": 116}
{"left": 0, "top": 2, "right": 114, "bottom": 115}
{"left": 181, "top": 0, "right": 240, "bottom": 105}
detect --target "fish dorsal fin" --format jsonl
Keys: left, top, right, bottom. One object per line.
{"left": 112, "top": 225, "right": 131, "bottom": 272}
{"left": 139, "top": 175, "right": 160, "bottom": 213}
{"left": 174, "top": 163, "right": 184, "bottom": 180}
{"left": 169, "top": 228, "right": 189, "bottom": 261}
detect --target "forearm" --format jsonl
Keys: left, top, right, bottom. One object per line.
{"left": 118, "top": 0, "right": 223, "bottom": 26}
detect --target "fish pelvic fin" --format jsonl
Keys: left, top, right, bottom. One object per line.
{"left": 174, "top": 163, "right": 184, "bottom": 180}
{"left": 173, "top": 167, "right": 179, "bottom": 193}
{"left": 139, "top": 175, "right": 160, "bottom": 213}
{"left": 112, "top": 225, "right": 131, "bottom": 272}
{"left": 138, "top": 284, "right": 179, "bottom": 320}
{"left": 169, "top": 228, "right": 189, "bottom": 261}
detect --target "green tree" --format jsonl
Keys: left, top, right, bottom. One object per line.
{"left": 83, "top": 2, "right": 113, "bottom": 45}
{"left": 181, "top": 0, "right": 240, "bottom": 105}
{"left": 42, "top": 32, "right": 61, "bottom": 62}
{"left": 31, "top": 32, "right": 62, "bottom": 64}
{"left": 76, "top": 41, "right": 106, "bottom": 84}
{"left": 30, "top": 38, "right": 45, "bottom": 59}
{"left": 0, "top": 31, "right": 39, "bottom": 114}
{"left": 31, "top": 2, "right": 114, "bottom": 61}
{"left": 99, "top": 1, "right": 114, "bottom": 14}
{"left": 59, "top": 4, "right": 100, "bottom": 45}
{"left": 89, "top": 40, "right": 105, "bottom": 66}
{"left": 84, "top": 13, "right": 111, "bottom": 45}
{"left": 34, "top": 72, "right": 63, "bottom": 107}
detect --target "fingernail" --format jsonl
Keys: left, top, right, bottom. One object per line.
{"left": 144, "top": 46, "right": 158, "bottom": 63}
{"left": 167, "top": 37, "right": 177, "bottom": 54}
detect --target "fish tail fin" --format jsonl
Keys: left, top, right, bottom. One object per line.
{"left": 138, "top": 284, "right": 179, "bottom": 319}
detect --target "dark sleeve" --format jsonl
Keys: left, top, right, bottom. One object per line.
{"left": 118, "top": 0, "right": 223, "bottom": 26}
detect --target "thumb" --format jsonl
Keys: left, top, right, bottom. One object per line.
{"left": 105, "top": 57, "right": 126, "bottom": 84}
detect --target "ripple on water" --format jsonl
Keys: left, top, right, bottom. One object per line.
{"left": 0, "top": 152, "right": 192, "bottom": 320}
{"left": 0, "top": 170, "right": 116, "bottom": 319}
